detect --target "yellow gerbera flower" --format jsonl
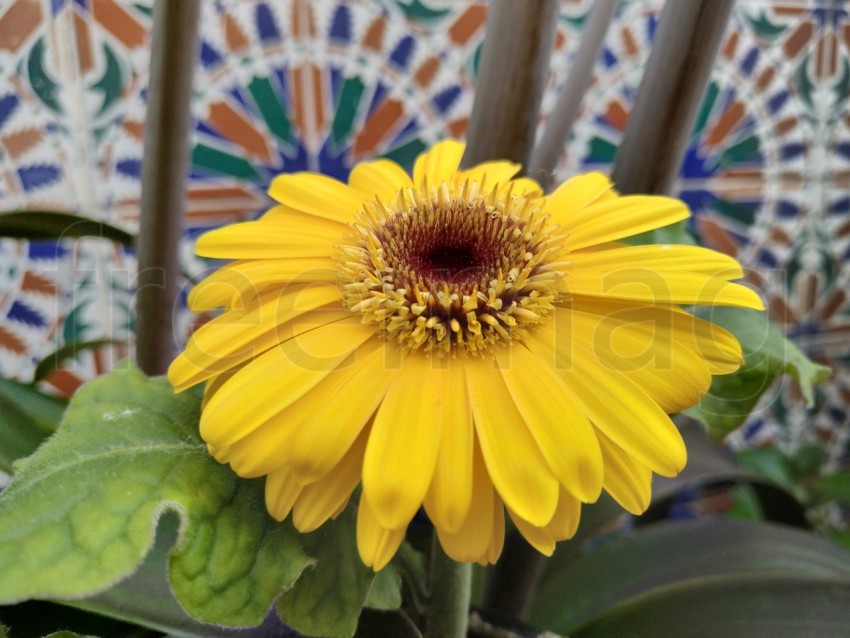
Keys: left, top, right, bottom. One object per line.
{"left": 168, "top": 140, "right": 762, "bottom": 570}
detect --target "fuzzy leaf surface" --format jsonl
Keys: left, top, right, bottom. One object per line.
{"left": 0, "top": 363, "right": 312, "bottom": 628}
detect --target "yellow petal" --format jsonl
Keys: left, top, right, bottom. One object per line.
{"left": 557, "top": 195, "right": 690, "bottom": 251}
{"left": 566, "top": 268, "right": 764, "bottom": 309}
{"left": 268, "top": 172, "right": 366, "bottom": 224}
{"left": 348, "top": 158, "right": 413, "bottom": 202}
{"left": 288, "top": 342, "right": 398, "bottom": 485}
{"left": 508, "top": 509, "right": 555, "bottom": 556}
{"left": 598, "top": 431, "right": 653, "bottom": 515}
{"left": 169, "top": 284, "right": 345, "bottom": 391}
{"left": 293, "top": 426, "right": 369, "bottom": 533}
{"left": 567, "top": 244, "right": 745, "bottom": 280}
{"left": 423, "top": 362, "right": 473, "bottom": 533}
{"left": 188, "top": 258, "right": 338, "bottom": 312}
{"left": 495, "top": 343, "right": 603, "bottom": 502}
{"left": 484, "top": 494, "right": 506, "bottom": 565}
{"left": 413, "top": 139, "right": 465, "bottom": 187}
{"left": 508, "top": 487, "right": 582, "bottom": 556}
{"left": 195, "top": 220, "right": 337, "bottom": 259}
{"left": 432, "top": 440, "right": 494, "bottom": 562}
{"left": 357, "top": 497, "right": 405, "bottom": 571}
{"left": 362, "top": 355, "right": 445, "bottom": 530}
{"left": 265, "top": 466, "right": 303, "bottom": 521}
{"left": 259, "top": 204, "right": 351, "bottom": 234}
{"left": 199, "top": 317, "right": 375, "bottom": 448}
{"left": 544, "top": 172, "right": 614, "bottom": 221}
{"left": 564, "top": 308, "right": 714, "bottom": 413}
{"left": 505, "top": 177, "right": 544, "bottom": 198}
{"left": 542, "top": 487, "right": 582, "bottom": 541}
{"left": 456, "top": 161, "right": 521, "bottom": 189}
{"left": 465, "top": 356, "right": 559, "bottom": 527}
{"left": 224, "top": 339, "right": 383, "bottom": 479}
{"left": 566, "top": 296, "right": 744, "bottom": 374}
{"left": 536, "top": 328, "right": 687, "bottom": 477}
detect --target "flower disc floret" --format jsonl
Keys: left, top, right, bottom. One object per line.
{"left": 337, "top": 180, "right": 569, "bottom": 355}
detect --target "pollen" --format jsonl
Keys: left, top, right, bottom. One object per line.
{"left": 337, "top": 180, "right": 570, "bottom": 355}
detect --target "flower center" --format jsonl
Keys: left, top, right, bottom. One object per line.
{"left": 337, "top": 181, "right": 569, "bottom": 355}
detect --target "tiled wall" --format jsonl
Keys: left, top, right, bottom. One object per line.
{"left": 0, "top": 0, "right": 848, "bottom": 468}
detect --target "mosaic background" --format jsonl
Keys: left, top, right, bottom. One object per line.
{"left": 0, "top": 1, "right": 848, "bottom": 479}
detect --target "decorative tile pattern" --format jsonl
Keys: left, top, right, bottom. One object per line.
{"left": 0, "top": 0, "right": 848, "bottom": 479}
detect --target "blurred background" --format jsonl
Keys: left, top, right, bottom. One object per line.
{"left": 0, "top": 0, "right": 847, "bottom": 486}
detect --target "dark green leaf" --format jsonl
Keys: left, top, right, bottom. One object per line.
{"left": 0, "top": 211, "right": 134, "bottom": 246}
{"left": 0, "top": 362, "right": 313, "bottom": 629}
{"left": 725, "top": 484, "right": 764, "bottom": 521}
{"left": 684, "top": 307, "right": 831, "bottom": 440}
{"left": 528, "top": 518, "right": 850, "bottom": 634}
{"left": 574, "top": 577, "right": 850, "bottom": 638}
{"left": 0, "top": 379, "right": 65, "bottom": 473}
{"left": 735, "top": 448, "right": 797, "bottom": 493}
{"left": 33, "top": 339, "right": 125, "bottom": 384}
{"left": 277, "top": 507, "right": 380, "bottom": 638}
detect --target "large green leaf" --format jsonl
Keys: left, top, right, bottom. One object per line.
{"left": 0, "top": 378, "right": 65, "bottom": 473}
{"left": 278, "top": 507, "right": 396, "bottom": 637}
{"left": 684, "top": 307, "right": 831, "bottom": 440}
{"left": 0, "top": 363, "right": 313, "bottom": 629}
{"left": 574, "top": 577, "right": 850, "bottom": 638}
{"left": 528, "top": 518, "right": 850, "bottom": 635}
{"left": 0, "top": 211, "right": 134, "bottom": 246}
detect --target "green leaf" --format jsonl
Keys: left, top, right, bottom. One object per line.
{"left": 0, "top": 362, "right": 313, "bottom": 629}
{"left": 72, "top": 513, "right": 285, "bottom": 637}
{"left": 33, "top": 339, "right": 125, "bottom": 384}
{"left": 528, "top": 518, "right": 850, "bottom": 635}
{"left": 364, "top": 563, "right": 402, "bottom": 611}
{"left": 735, "top": 447, "right": 797, "bottom": 493}
{"left": 683, "top": 307, "right": 831, "bottom": 440}
{"left": 0, "top": 211, "right": 134, "bottom": 246}
{"left": 574, "top": 577, "right": 850, "bottom": 638}
{"left": 813, "top": 471, "right": 850, "bottom": 506}
{"left": 278, "top": 506, "right": 383, "bottom": 638}
{"left": 620, "top": 219, "right": 697, "bottom": 247}
{"left": 0, "top": 378, "right": 65, "bottom": 473}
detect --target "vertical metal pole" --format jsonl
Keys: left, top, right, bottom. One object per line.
{"left": 136, "top": 0, "right": 202, "bottom": 375}
{"left": 461, "top": 0, "right": 560, "bottom": 170}
{"left": 528, "top": 0, "right": 619, "bottom": 192}
{"left": 611, "top": 0, "right": 735, "bottom": 195}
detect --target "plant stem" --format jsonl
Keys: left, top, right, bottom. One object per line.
{"left": 528, "top": 0, "right": 619, "bottom": 192}
{"left": 426, "top": 536, "right": 472, "bottom": 638}
{"left": 481, "top": 530, "right": 546, "bottom": 620}
{"left": 461, "top": 0, "right": 559, "bottom": 170}
{"left": 611, "top": 0, "right": 734, "bottom": 195}
{"left": 135, "top": 0, "right": 201, "bottom": 375}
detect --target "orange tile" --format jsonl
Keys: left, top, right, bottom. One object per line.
{"left": 448, "top": 5, "right": 486, "bottom": 45}
{"left": 91, "top": 0, "right": 147, "bottom": 49}
{"left": 353, "top": 99, "right": 404, "bottom": 156}
{"left": 0, "top": 0, "right": 43, "bottom": 53}
{"left": 208, "top": 101, "right": 275, "bottom": 163}
{"left": 2, "top": 128, "right": 42, "bottom": 159}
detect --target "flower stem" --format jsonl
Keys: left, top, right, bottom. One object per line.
{"left": 461, "top": 0, "right": 559, "bottom": 169}
{"left": 425, "top": 536, "right": 472, "bottom": 638}
{"left": 135, "top": 0, "right": 201, "bottom": 375}
{"left": 611, "top": 0, "right": 734, "bottom": 195}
